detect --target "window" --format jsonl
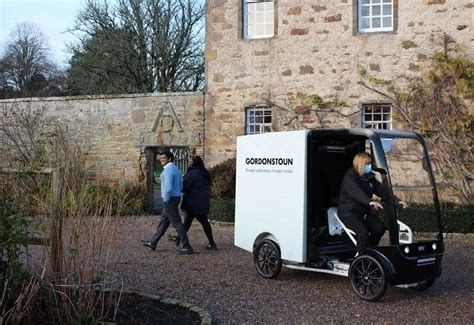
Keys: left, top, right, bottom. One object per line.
{"left": 243, "top": 0, "right": 275, "bottom": 39}
{"left": 362, "top": 103, "right": 392, "bottom": 129}
{"left": 245, "top": 105, "right": 272, "bottom": 134}
{"left": 358, "top": 0, "right": 393, "bottom": 33}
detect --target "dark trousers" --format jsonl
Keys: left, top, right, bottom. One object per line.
{"left": 340, "top": 213, "right": 385, "bottom": 255}
{"left": 183, "top": 212, "right": 215, "bottom": 245}
{"left": 150, "top": 196, "right": 192, "bottom": 250}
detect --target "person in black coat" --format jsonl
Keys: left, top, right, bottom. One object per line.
{"left": 338, "top": 152, "right": 407, "bottom": 255}
{"left": 177, "top": 156, "right": 217, "bottom": 250}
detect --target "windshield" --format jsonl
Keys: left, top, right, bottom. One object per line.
{"left": 382, "top": 137, "right": 441, "bottom": 243}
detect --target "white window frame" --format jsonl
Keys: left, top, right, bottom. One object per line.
{"left": 362, "top": 103, "right": 392, "bottom": 130}
{"left": 358, "top": 0, "right": 393, "bottom": 33}
{"left": 245, "top": 105, "right": 273, "bottom": 135}
{"left": 243, "top": 0, "right": 275, "bottom": 40}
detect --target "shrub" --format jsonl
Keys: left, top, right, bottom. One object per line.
{"left": 0, "top": 189, "right": 32, "bottom": 320}
{"left": 83, "top": 183, "right": 147, "bottom": 216}
{"left": 392, "top": 204, "right": 473, "bottom": 233}
{"left": 209, "top": 158, "right": 236, "bottom": 199}
{"left": 117, "top": 183, "right": 147, "bottom": 215}
{"left": 209, "top": 198, "right": 235, "bottom": 222}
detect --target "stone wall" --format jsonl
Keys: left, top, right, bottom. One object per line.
{"left": 205, "top": 0, "right": 473, "bottom": 165}
{"left": 0, "top": 92, "right": 205, "bottom": 184}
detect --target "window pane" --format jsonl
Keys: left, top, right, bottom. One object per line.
{"left": 248, "top": 3, "right": 256, "bottom": 13}
{"left": 383, "top": 17, "right": 392, "bottom": 27}
{"left": 372, "top": 5, "right": 381, "bottom": 16}
{"left": 256, "top": 12, "right": 264, "bottom": 23}
{"left": 383, "top": 4, "right": 392, "bottom": 15}
{"left": 247, "top": 24, "right": 255, "bottom": 37}
{"left": 363, "top": 104, "right": 392, "bottom": 129}
{"left": 256, "top": 2, "right": 265, "bottom": 11}
{"left": 361, "top": 0, "right": 370, "bottom": 4}
{"left": 265, "top": 24, "right": 274, "bottom": 36}
{"left": 361, "top": 6, "right": 370, "bottom": 16}
{"left": 264, "top": 11, "right": 273, "bottom": 23}
{"left": 264, "top": 2, "right": 274, "bottom": 12}
{"left": 361, "top": 18, "right": 370, "bottom": 29}
{"left": 372, "top": 0, "right": 381, "bottom": 3}
{"left": 256, "top": 24, "right": 265, "bottom": 36}
{"left": 248, "top": 12, "right": 255, "bottom": 23}
{"left": 246, "top": 106, "right": 272, "bottom": 134}
{"left": 372, "top": 17, "right": 381, "bottom": 28}
{"left": 383, "top": 0, "right": 392, "bottom": 3}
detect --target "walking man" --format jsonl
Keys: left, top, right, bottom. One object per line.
{"left": 142, "top": 151, "right": 194, "bottom": 254}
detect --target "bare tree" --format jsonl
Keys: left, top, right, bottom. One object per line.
{"left": 263, "top": 91, "right": 359, "bottom": 130}
{"left": 0, "top": 102, "right": 51, "bottom": 168}
{"left": 358, "top": 35, "right": 473, "bottom": 204}
{"left": 0, "top": 23, "right": 65, "bottom": 98}
{"left": 68, "top": 0, "right": 204, "bottom": 94}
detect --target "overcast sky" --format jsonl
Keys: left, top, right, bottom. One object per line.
{"left": 0, "top": 0, "right": 87, "bottom": 67}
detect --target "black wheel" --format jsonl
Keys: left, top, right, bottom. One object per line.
{"left": 410, "top": 278, "right": 435, "bottom": 291}
{"left": 254, "top": 239, "right": 282, "bottom": 279}
{"left": 349, "top": 255, "right": 387, "bottom": 301}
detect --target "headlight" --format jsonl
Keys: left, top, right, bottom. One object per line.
{"left": 432, "top": 243, "right": 437, "bottom": 250}
{"left": 404, "top": 246, "right": 410, "bottom": 254}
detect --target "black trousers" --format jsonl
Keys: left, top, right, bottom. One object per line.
{"left": 183, "top": 211, "right": 215, "bottom": 245}
{"left": 150, "top": 196, "right": 192, "bottom": 250}
{"left": 340, "top": 213, "right": 385, "bottom": 255}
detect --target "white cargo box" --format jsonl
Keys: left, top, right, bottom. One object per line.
{"left": 235, "top": 130, "right": 309, "bottom": 262}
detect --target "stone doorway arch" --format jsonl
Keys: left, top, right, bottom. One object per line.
{"left": 145, "top": 146, "right": 190, "bottom": 214}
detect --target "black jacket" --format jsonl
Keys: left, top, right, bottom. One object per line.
{"left": 338, "top": 167, "right": 385, "bottom": 218}
{"left": 181, "top": 167, "right": 211, "bottom": 215}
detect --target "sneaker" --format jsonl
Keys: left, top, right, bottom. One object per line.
{"left": 179, "top": 247, "right": 194, "bottom": 255}
{"left": 141, "top": 241, "right": 156, "bottom": 251}
{"left": 205, "top": 243, "right": 218, "bottom": 251}
{"left": 168, "top": 234, "right": 179, "bottom": 242}
{"left": 168, "top": 234, "right": 180, "bottom": 246}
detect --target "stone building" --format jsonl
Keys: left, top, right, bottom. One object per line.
{"left": 204, "top": 0, "right": 473, "bottom": 165}
{"left": 0, "top": 0, "right": 472, "bottom": 189}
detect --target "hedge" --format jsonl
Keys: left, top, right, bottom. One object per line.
{"left": 209, "top": 159, "right": 236, "bottom": 199}
{"left": 208, "top": 198, "right": 235, "bottom": 223}
{"left": 208, "top": 200, "right": 473, "bottom": 233}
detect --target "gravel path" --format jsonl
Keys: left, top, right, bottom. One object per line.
{"left": 24, "top": 216, "right": 474, "bottom": 323}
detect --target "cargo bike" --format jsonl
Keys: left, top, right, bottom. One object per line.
{"left": 234, "top": 129, "right": 444, "bottom": 301}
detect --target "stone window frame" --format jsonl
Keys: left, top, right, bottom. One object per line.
{"left": 239, "top": 0, "right": 279, "bottom": 40}
{"left": 245, "top": 105, "right": 273, "bottom": 135}
{"left": 352, "top": 0, "right": 398, "bottom": 35}
{"left": 361, "top": 103, "right": 392, "bottom": 130}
